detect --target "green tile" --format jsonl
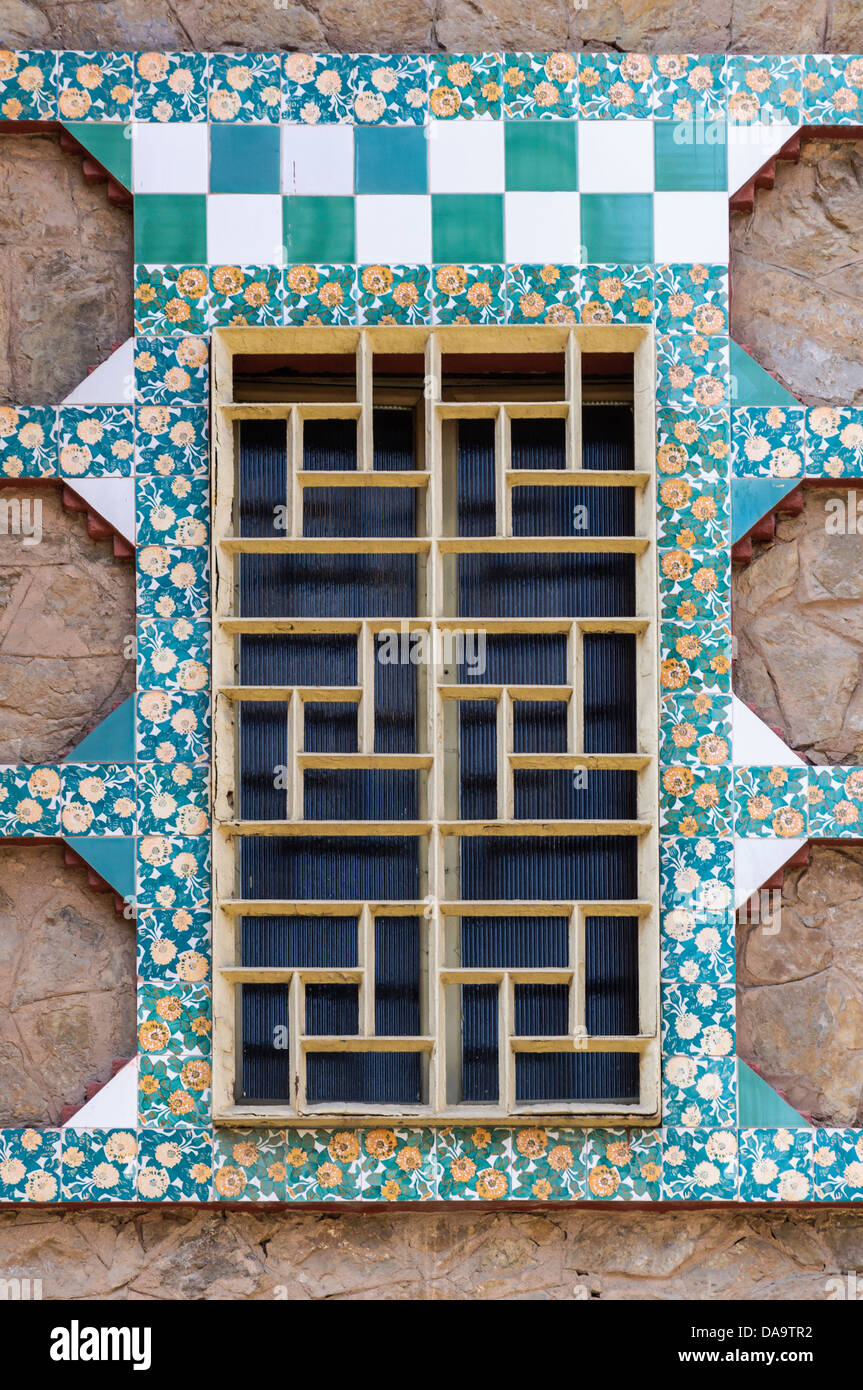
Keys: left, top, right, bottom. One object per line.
{"left": 61, "top": 121, "right": 132, "bottom": 191}
{"left": 432, "top": 194, "right": 504, "bottom": 263}
{"left": 580, "top": 194, "right": 653, "bottom": 264}
{"left": 283, "top": 196, "right": 356, "bottom": 262}
{"left": 210, "top": 123, "right": 281, "bottom": 194}
{"left": 355, "top": 126, "right": 428, "bottom": 194}
{"left": 654, "top": 121, "right": 727, "bottom": 191}
{"left": 504, "top": 120, "right": 578, "bottom": 191}
{"left": 134, "top": 194, "right": 207, "bottom": 264}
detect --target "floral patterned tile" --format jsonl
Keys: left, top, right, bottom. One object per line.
{"left": 138, "top": 980, "right": 211, "bottom": 1054}
{"left": 349, "top": 54, "right": 428, "bottom": 125}
{"left": 509, "top": 1126, "right": 586, "bottom": 1200}
{"left": 138, "top": 544, "right": 210, "bottom": 620}
{"left": 136, "top": 1128, "right": 213, "bottom": 1200}
{"left": 502, "top": 52, "right": 578, "bottom": 118}
{"left": 662, "top": 980, "right": 735, "bottom": 1059}
{"left": 659, "top": 546, "right": 731, "bottom": 627}
{"left": 61, "top": 1129, "right": 137, "bottom": 1202}
{"left": 578, "top": 53, "right": 653, "bottom": 118}
{"left": 437, "top": 1126, "right": 512, "bottom": 1200}
{"left": 208, "top": 51, "right": 282, "bottom": 122}
{"left": 656, "top": 334, "right": 729, "bottom": 411}
{"left": 138, "top": 1052, "right": 211, "bottom": 1127}
{"left": 505, "top": 263, "right": 580, "bottom": 325}
{"left": 134, "top": 334, "right": 209, "bottom": 405}
{"left": 660, "top": 691, "right": 731, "bottom": 769}
{"left": 283, "top": 53, "right": 351, "bottom": 122}
{"left": 662, "top": 894, "right": 734, "bottom": 985}
{"left": 0, "top": 765, "right": 61, "bottom": 836}
{"left": 661, "top": 764, "right": 732, "bottom": 836}
{"left": 209, "top": 265, "right": 284, "bottom": 327}
{"left": 653, "top": 53, "right": 726, "bottom": 121}
{"left": 57, "top": 50, "right": 133, "bottom": 121}
{"left": 660, "top": 622, "right": 732, "bottom": 694}
{"left": 213, "top": 1129, "right": 286, "bottom": 1200}
{"left": 802, "top": 55, "right": 863, "bottom": 124}
{"left": 808, "top": 766, "right": 863, "bottom": 837}
{"left": 663, "top": 1055, "right": 737, "bottom": 1128}
{"left": 805, "top": 405, "right": 863, "bottom": 477}
{"left": 137, "top": 690, "right": 210, "bottom": 766}
{"left": 580, "top": 264, "right": 653, "bottom": 325}
{"left": 137, "top": 831, "right": 211, "bottom": 912}
{"left": 137, "top": 761, "right": 209, "bottom": 837}
{"left": 657, "top": 406, "right": 731, "bottom": 483}
{"left": 357, "top": 265, "right": 431, "bottom": 325}
{"left": 0, "top": 49, "right": 57, "bottom": 120}
{"left": 662, "top": 1126, "right": 738, "bottom": 1200}
{"left": 660, "top": 834, "right": 734, "bottom": 913}
{"left": 135, "top": 405, "right": 209, "bottom": 477}
{"left": 133, "top": 50, "right": 208, "bottom": 121}
{"left": 284, "top": 264, "right": 357, "bottom": 325}
{"left": 0, "top": 1128, "right": 60, "bottom": 1202}
{"left": 60, "top": 763, "right": 136, "bottom": 836}
{"left": 134, "top": 265, "right": 210, "bottom": 335}
{"left": 137, "top": 905, "right": 210, "bottom": 985}
{"left": 432, "top": 264, "right": 506, "bottom": 324}
{"left": 657, "top": 471, "right": 729, "bottom": 548}
{"left": 58, "top": 406, "right": 134, "bottom": 478}
{"left": 284, "top": 1129, "right": 363, "bottom": 1200}
{"left": 812, "top": 1129, "right": 863, "bottom": 1200}
{"left": 360, "top": 1128, "right": 437, "bottom": 1200}
{"left": 739, "top": 1128, "right": 813, "bottom": 1202}
{"left": 583, "top": 1128, "right": 661, "bottom": 1200}
{"left": 732, "top": 406, "right": 806, "bottom": 479}
{"left": 0, "top": 405, "right": 57, "bottom": 478}
{"left": 726, "top": 55, "right": 802, "bottom": 124}
{"left": 428, "top": 53, "right": 501, "bottom": 119}
{"left": 733, "top": 765, "right": 808, "bottom": 839}
{"left": 655, "top": 264, "right": 728, "bottom": 337}
{"left": 136, "top": 617, "right": 209, "bottom": 693}
{"left": 136, "top": 473, "right": 208, "bottom": 547}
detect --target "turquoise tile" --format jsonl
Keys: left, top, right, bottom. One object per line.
{"left": 432, "top": 193, "right": 505, "bottom": 263}
{"left": 504, "top": 120, "right": 578, "bottom": 191}
{"left": 355, "top": 124, "right": 428, "bottom": 194}
{"left": 283, "top": 196, "right": 355, "bottom": 262}
{"left": 210, "top": 123, "right": 281, "bottom": 193}
{"left": 134, "top": 194, "right": 207, "bottom": 264}
{"left": 581, "top": 194, "right": 653, "bottom": 264}
{"left": 654, "top": 121, "right": 727, "bottom": 191}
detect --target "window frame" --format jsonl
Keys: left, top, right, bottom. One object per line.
{"left": 211, "top": 323, "right": 660, "bottom": 1126}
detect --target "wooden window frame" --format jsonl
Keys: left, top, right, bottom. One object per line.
{"left": 211, "top": 324, "right": 660, "bottom": 1126}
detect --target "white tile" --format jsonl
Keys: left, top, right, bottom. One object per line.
{"left": 428, "top": 119, "right": 505, "bottom": 193}
{"left": 63, "top": 479, "right": 136, "bottom": 545}
{"left": 63, "top": 339, "right": 134, "bottom": 405}
{"left": 653, "top": 191, "right": 730, "bottom": 263}
{"left": 504, "top": 192, "right": 581, "bottom": 263}
{"left": 732, "top": 694, "right": 805, "bottom": 768}
{"left": 282, "top": 124, "right": 355, "bottom": 195}
{"left": 727, "top": 120, "right": 797, "bottom": 196}
{"left": 355, "top": 195, "right": 432, "bottom": 263}
{"left": 577, "top": 119, "right": 654, "bottom": 193}
{"left": 207, "top": 194, "right": 284, "bottom": 264}
{"left": 133, "top": 122, "right": 208, "bottom": 193}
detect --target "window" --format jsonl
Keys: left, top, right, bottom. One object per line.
{"left": 211, "top": 324, "right": 659, "bottom": 1124}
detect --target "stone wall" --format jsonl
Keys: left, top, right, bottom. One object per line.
{"left": 1, "top": 1203, "right": 862, "bottom": 1299}
{"left": 0, "top": 842, "right": 136, "bottom": 1128}
{"left": 2, "top": 6, "right": 863, "bottom": 1298}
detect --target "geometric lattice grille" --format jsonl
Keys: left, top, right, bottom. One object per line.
{"left": 212, "top": 325, "right": 659, "bottom": 1124}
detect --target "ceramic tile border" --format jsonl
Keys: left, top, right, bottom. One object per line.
{"left": 2, "top": 49, "right": 863, "bottom": 1204}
